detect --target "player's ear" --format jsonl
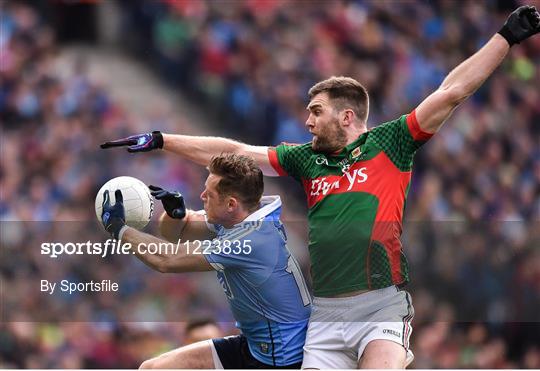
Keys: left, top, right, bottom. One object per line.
{"left": 341, "top": 109, "right": 355, "bottom": 127}
{"left": 227, "top": 197, "right": 238, "bottom": 212}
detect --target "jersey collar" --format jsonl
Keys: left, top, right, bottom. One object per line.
{"left": 231, "top": 195, "right": 282, "bottom": 228}
{"left": 207, "top": 196, "right": 282, "bottom": 232}
{"left": 319, "top": 132, "right": 369, "bottom": 172}
{"left": 342, "top": 131, "right": 369, "bottom": 155}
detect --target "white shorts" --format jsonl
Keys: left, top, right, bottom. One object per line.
{"left": 302, "top": 286, "right": 414, "bottom": 369}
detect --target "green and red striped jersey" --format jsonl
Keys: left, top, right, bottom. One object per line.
{"left": 268, "top": 111, "right": 433, "bottom": 297}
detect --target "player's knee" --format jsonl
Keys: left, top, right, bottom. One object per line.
{"left": 359, "top": 340, "right": 406, "bottom": 369}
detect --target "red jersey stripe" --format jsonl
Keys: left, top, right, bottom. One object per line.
{"left": 406, "top": 110, "right": 433, "bottom": 141}
{"left": 268, "top": 148, "right": 288, "bottom": 176}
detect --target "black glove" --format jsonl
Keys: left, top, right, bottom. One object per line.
{"left": 100, "top": 131, "right": 164, "bottom": 152}
{"left": 498, "top": 5, "right": 540, "bottom": 46}
{"left": 101, "top": 190, "right": 126, "bottom": 239}
{"left": 149, "top": 185, "right": 186, "bottom": 219}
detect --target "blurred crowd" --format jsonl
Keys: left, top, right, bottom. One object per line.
{"left": 1, "top": 1, "right": 233, "bottom": 368}
{"left": 1, "top": 0, "right": 539, "bottom": 368}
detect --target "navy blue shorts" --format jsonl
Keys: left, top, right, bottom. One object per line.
{"left": 212, "top": 335, "right": 302, "bottom": 369}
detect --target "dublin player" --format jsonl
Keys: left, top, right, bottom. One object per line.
{"left": 100, "top": 155, "right": 311, "bottom": 369}
{"left": 102, "top": 6, "right": 540, "bottom": 369}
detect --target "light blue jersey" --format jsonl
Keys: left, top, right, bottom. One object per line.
{"left": 204, "top": 196, "right": 312, "bottom": 366}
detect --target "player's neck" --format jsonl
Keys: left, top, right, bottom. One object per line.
{"left": 223, "top": 210, "right": 251, "bottom": 229}
{"left": 344, "top": 125, "right": 368, "bottom": 146}
{"left": 329, "top": 127, "right": 368, "bottom": 155}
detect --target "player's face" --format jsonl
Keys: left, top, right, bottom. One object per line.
{"left": 306, "top": 93, "right": 347, "bottom": 154}
{"left": 200, "top": 173, "right": 229, "bottom": 225}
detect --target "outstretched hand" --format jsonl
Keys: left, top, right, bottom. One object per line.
{"left": 498, "top": 5, "right": 540, "bottom": 46}
{"left": 100, "top": 131, "right": 164, "bottom": 153}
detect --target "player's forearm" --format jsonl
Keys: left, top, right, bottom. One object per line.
{"left": 158, "top": 211, "right": 187, "bottom": 243}
{"left": 416, "top": 33, "right": 519, "bottom": 132}
{"left": 162, "top": 134, "right": 245, "bottom": 166}
{"left": 120, "top": 227, "right": 180, "bottom": 273}
{"left": 120, "top": 226, "right": 210, "bottom": 273}
{"left": 439, "top": 34, "right": 509, "bottom": 103}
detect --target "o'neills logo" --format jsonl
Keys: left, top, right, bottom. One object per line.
{"left": 383, "top": 329, "right": 401, "bottom": 337}
{"left": 310, "top": 167, "right": 368, "bottom": 196}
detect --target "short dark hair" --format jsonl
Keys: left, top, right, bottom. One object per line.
{"left": 208, "top": 154, "right": 264, "bottom": 211}
{"left": 308, "top": 76, "right": 369, "bottom": 123}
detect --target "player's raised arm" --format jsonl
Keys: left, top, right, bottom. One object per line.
{"left": 101, "top": 131, "right": 279, "bottom": 176}
{"left": 415, "top": 5, "right": 539, "bottom": 134}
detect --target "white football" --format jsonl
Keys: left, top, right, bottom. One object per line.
{"left": 95, "top": 176, "right": 154, "bottom": 230}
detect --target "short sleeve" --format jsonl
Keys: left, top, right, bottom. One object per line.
{"left": 268, "top": 143, "right": 312, "bottom": 180}
{"left": 203, "top": 224, "right": 278, "bottom": 286}
{"left": 203, "top": 227, "right": 261, "bottom": 271}
{"left": 368, "top": 110, "right": 433, "bottom": 171}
